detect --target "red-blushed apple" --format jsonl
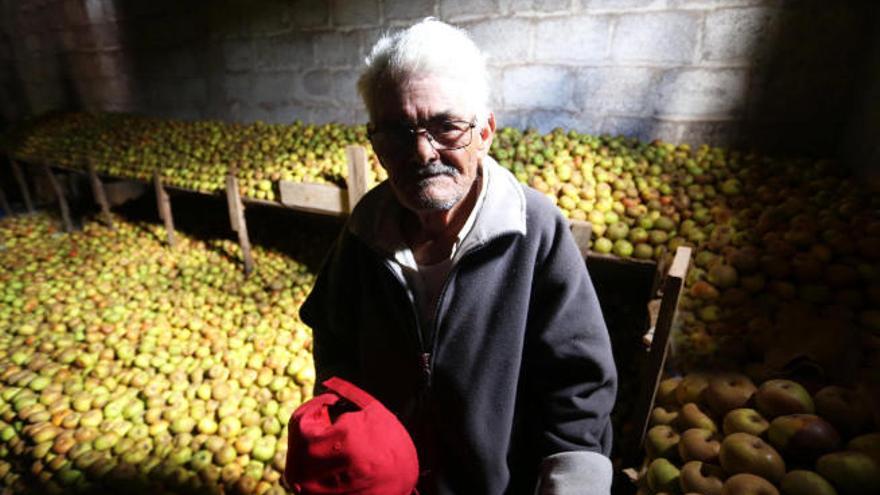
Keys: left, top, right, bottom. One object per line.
{"left": 755, "top": 379, "right": 815, "bottom": 419}
{"left": 815, "top": 450, "right": 880, "bottom": 495}
{"left": 720, "top": 432, "right": 786, "bottom": 484}
{"left": 720, "top": 473, "right": 780, "bottom": 495}
{"left": 724, "top": 408, "right": 770, "bottom": 437}
{"left": 679, "top": 402, "right": 718, "bottom": 433}
{"left": 677, "top": 373, "right": 711, "bottom": 406}
{"left": 679, "top": 428, "right": 721, "bottom": 463}
{"left": 779, "top": 470, "right": 838, "bottom": 495}
{"left": 680, "top": 460, "right": 725, "bottom": 495}
{"left": 646, "top": 424, "right": 681, "bottom": 460}
{"left": 768, "top": 414, "right": 840, "bottom": 463}
{"left": 813, "top": 386, "right": 872, "bottom": 439}
{"left": 646, "top": 457, "right": 681, "bottom": 494}
{"left": 706, "top": 373, "right": 757, "bottom": 416}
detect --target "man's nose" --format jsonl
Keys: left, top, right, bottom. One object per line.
{"left": 412, "top": 131, "right": 439, "bottom": 163}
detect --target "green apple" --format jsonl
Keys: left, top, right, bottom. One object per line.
{"left": 848, "top": 432, "right": 880, "bottom": 463}
{"left": 679, "top": 402, "right": 718, "bottom": 433}
{"left": 720, "top": 432, "right": 786, "bottom": 484}
{"left": 645, "top": 424, "right": 680, "bottom": 460}
{"left": 755, "top": 379, "right": 815, "bottom": 419}
{"left": 650, "top": 406, "right": 680, "bottom": 427}
{"left": 677, "top": 373, "right": 710, "bottom": 406}
{"left": 657, "top": 377, "right": 683, "bottom": 408}
{"left": 721, "top": 473, "right": 780, "bottom": 495}
{"left": 646, "top": 457, "right": 681, "bottom": 494}
{"left": 816, "top": 450, "right": 880, "bottom": 495}
{"left": 724, "top": 408, "right": 770, "bottom": 437}
{"left": 779, "top": 470, "right": 838, "bottom": 495}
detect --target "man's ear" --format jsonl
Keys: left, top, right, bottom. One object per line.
{"left": 478, "top": 112, "right": 496, "bottom": 153}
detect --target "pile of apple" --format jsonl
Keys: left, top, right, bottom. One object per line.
{"left": 5, "top": 113, "right": 880, "bottom": 371}
{"left": 639, "top": 371, "right": 880, "bottom": 494}
{"left": 4, "top": 113, "right": 387, "bottom": 201}
{"left": 0, "top": 212, "right": 319, "bottom": 494}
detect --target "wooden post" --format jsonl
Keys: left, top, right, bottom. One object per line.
{"left": 42, "top": 164, "right": 73, "bottom": 232}
{"left": 226, "top": 173, "right": 255, "bottom": 275}
{"left": 569, "top": 219, "right": 593, "bottom": 260}
{"left": 345, "top": 145, "right": 369, "bottom": 213}
{"left": 153, "top": 170, "right": 176, "bottom": 247}
{"left": 9, "top": 160, "right": 34, "bottom": 213}
{"left": 0, "top": 181, "right": 10, "bottom": 215}
{"left": 87, "top": 162, "right": 114, "bottom": 228}
{"left": 630, "top": 246, "right": 692, "bottom": 464}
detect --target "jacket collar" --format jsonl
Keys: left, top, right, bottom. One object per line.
{"left": 347, "top": 155, "right": 527, "bottom": 259}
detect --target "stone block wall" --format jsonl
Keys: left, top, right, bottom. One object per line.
{"left": 0, "top": 0, "right": 876, "bottom": 158}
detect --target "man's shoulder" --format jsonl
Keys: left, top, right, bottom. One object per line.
{"left": 520, "top": 185, "right": 568, "bottom": 233}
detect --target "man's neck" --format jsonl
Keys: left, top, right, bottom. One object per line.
{"left": 402, "top": 171, "right": 482, "bottom": 264}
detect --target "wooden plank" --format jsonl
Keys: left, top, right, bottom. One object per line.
{"left": 9, "top": 160, "right": 34, "bottom": 213}
{"left": 153, "top": 171, "right": 176, "bottom": 247}
{"left": 569, "top": 219, "right": 593, "bottom": 260}
{"left": 226, "top": 174, "right": 255, "bottom": 275}
{"left": 226, "top": 174, "right": 240, "bottom": 233}
{"left": 279, "top": 180, "right": 348, "bottom": 216}
{"left": 87, "top": 162, "right": 114, "bottom": 228}
{"left": 631, "top": 246, "right": 692, "bottom": 463}
{"left": 42, "top": 164, "right": 73, "bottom": 232}
{"left": 345, "top": 145, "right": 369, "bottom": 212}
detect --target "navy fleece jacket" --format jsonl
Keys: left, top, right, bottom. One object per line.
{"left": 300, "top": 157, "right": 617, "bottom": 494}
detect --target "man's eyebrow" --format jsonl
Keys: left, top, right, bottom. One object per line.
{"left": 426, "top": 111, "right": 464, "bottom": 123}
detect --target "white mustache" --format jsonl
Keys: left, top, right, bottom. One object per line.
{"left": 412, "top": 162, "right": 459, "bottom": 180}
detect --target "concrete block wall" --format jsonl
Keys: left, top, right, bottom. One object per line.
{"left": 0, "top": 0, "right": 876, "bottom": 157}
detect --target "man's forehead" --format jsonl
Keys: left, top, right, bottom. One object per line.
{"left": 371, "top": 74, "right": 474, "bottom": 123}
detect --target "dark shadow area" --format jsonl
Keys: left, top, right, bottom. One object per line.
{"left": 106, "top": 187, "right": 343, "bottom": 274}
{"left": 735, "top": 0, "right": 877, "bottom": 159}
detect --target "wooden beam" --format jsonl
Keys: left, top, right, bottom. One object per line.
{"left": 631, "top": 246, "right": 692, "bottom": 463}
{"left": 569, "top": 219, "right": 593, "bottom": 260}
{"left": 42, "top": 164, "right": 73, "bottom": 232}
{"left": 0, "top": 180, "right": 10, "bottom": 215}
{"left": 279, "top": 181, "right": 348, "bottom": 216}
{"left": 9, "top": 160, "right": 34, "bottom": 213}
{"left": 153, "top": 171, "right": 176, "bottom": 247}
{"left": 226, "top": 174, "right": 255, "bottom": 275}
{"left": 345, "top": 145, "right": 370, "bottom": 213}
{"left": 87, "top": 162, "right": 114, "bottom": 228}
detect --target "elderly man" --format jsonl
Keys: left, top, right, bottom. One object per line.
{"left": 300, "top": 18, "right": 617, "bottom": 495}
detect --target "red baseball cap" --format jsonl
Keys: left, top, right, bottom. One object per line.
{"left": 284, "top": 377, "right": 419, "bottom": 495}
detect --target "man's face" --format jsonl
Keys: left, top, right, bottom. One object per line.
{"left": 369, "top": 75, "right": 494, "bottom": 213}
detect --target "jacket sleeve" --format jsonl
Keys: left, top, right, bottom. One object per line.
{"left": 527, "top": 211, "right": 618, "bottom": 494}
{"left": 299, "top": 231, "right": 359, "bottom": 389}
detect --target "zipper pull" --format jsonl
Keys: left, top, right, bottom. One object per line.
{"left": 419, "top": 352, "right": 432, "bottom": 387}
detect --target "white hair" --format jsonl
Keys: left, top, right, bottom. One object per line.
{"left": 357, "top": 18, "right": 491, "bottom": 125}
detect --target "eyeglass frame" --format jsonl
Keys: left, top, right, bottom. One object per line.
{"left": 366, "top": 116, "right": 479, "bottom": 152}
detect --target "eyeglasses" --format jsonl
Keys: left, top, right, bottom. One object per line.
{"left": 367, "top": 117, "right": 477, "bottom": 152}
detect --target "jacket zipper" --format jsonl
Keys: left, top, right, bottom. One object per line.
{"left": 383, "top": 250, "right": 473, "bottom": 390}
{"left": 382, "top": 260, "right": 430, "bottom": 386}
